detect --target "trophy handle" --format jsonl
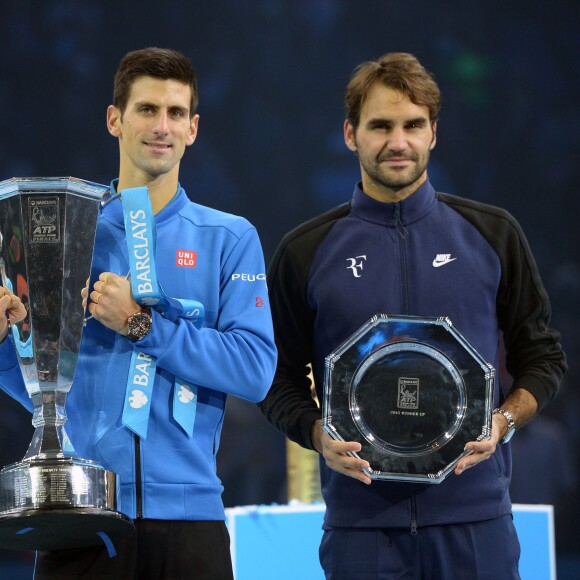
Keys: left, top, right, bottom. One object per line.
{"left": 100, "top": 189, "right": 121, "bottom": 207}
{"left": 81, "top": 186, "right": 122, "bottom": 325}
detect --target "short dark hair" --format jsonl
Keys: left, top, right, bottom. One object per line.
{"left": 345, "top": 52, "right": 441, "bottom": 129}
{"left": 113, "top": 47, "right": 199, "bottom": 116}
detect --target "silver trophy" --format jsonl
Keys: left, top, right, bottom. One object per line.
{"left": 323, "top": 314, "right": 495, "bottom": 483}
{"left": 0, "top": 177, "right": 134, "bottom": 550}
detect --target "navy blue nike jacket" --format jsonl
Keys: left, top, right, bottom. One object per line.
{"left": 260, "top": 179, "right": 566, "bottom": 530}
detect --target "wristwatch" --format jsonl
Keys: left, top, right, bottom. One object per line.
{"left": 493, "top": 408, "right": 516, "bottom": 444}
{"left": 126, "top": 307, "right": 152, "bottom": 342}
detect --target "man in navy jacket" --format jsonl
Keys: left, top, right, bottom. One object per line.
{"left": 260, "top": 52, "right": 566, "bottom": 579}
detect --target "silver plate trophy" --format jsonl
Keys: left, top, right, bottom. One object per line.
{"left": 323, "top": 314, "right": 495, "bottom": 483}
{"left": 0, "top": 177, "right": 134, "bottom": 550}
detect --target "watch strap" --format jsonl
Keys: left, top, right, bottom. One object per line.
{"left": 493, "top": 408, "right": 516, "bottom": 444}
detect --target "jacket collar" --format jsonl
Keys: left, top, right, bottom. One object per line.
{"left": 102, "top": 179, "right": 188, "bottom": 227}
{"left": 351, "top": 179, "right": 436, "bottom": 226}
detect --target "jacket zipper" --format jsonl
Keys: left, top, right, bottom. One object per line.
{"left": 395, "top": 204, "right": 409, "bottom": 314}
{"left": 410, "top": 492, "right": 418, "bottom": 535}
{"left": 134, "top": 433, "right": 143, "bottom": 518}
{"left": 396, "top": 204, "right": 416, "bottom": 533}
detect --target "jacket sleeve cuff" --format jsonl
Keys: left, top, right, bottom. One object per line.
{"left": 298, "top": 410, "right": 323, "bottom": 451}
{"left": 510, "top": 376, "right": 552, "bottom": 411}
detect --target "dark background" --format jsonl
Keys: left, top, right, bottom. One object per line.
{"left": 1, "top": 1, "right": 578, "bottom": 577}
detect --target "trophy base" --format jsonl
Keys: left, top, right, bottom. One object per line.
{"left": 0, "top": 457, "right": 135, "bottom": 551}
{"left": 0, "top": 509, "right": 135, "bottom": 551}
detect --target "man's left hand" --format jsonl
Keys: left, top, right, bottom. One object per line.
{"left": 454, "top": 413, "right": 503, "bottom": 475}
{"left": 454, "top": 388, "right": 538, "bottom": 476}
{"left": 88, "top": 272, "right": 140, "bottom": 335}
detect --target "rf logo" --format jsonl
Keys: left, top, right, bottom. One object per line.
{"left": 346, "top": 255, "right": 367, "bottom": 278}
{"left": 255, "top": 297, "right": 265, "bottom": 308}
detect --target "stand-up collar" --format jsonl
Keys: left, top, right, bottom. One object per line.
{"left": 351, "top": 179, "right": 437, "bottom": 226}
{"left": 102, "top": 179, "right": 189, "bottom": 227}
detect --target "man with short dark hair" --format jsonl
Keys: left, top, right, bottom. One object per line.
{"left": 259, "top": 52, "right": 566, "bottom": 579}
{"left": 0, "top": 47, "right": 276, "bottom": 579}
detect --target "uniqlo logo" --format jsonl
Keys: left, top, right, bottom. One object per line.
{"left": 176, "top": 249, "right": 197, "bottom": 268}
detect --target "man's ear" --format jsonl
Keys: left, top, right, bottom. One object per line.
{"left": 186, "top": 114, "right": 200, "bottom": 147}
{"left": 107, "top": 105, "right": 122, "bottom": 138}
{"left": 344, "top": 119, "right": 358, "bottom": 153}
{"left": 430, "top": 120, "right": 437, "bottom": 150}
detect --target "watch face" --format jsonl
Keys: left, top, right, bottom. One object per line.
{"left": 502, "top": 426, "right": 516, "bottom": 444}
{"left": 128, "top": 311, "right": 152, "bottom": 341}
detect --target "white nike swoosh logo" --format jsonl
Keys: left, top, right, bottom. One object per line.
{"left": 432, "top": 257, "right": 457, "bottom": 267}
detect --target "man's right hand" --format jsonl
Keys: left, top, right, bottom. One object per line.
{"left": 311, "top": 419, "right": 372, "bottom": 485}
{"left": 0, "top": 286, "right": 27, "bottom": 343}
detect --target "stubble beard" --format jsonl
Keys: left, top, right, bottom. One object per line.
{"left": 138, "top": 150, "right": 178, "bottom": 180}
{"left": 364, "top": 151, "right": 430, "bottom": 194}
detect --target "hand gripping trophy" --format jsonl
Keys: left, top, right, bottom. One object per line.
{"left": 0, "top": 177, "right": 134, "bottom": 551}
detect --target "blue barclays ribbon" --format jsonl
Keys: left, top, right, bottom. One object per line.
{"left": 120, "top": 187, "right": 204, "bottom": 324}
{"left": 120, "top": 187, "right": 204, "bottom": 439}
{"left": 121, "top": 351, "right": 156, "bottom": 439}
{"left": 173, "top": 378, "right": 198, "bottom": 438}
